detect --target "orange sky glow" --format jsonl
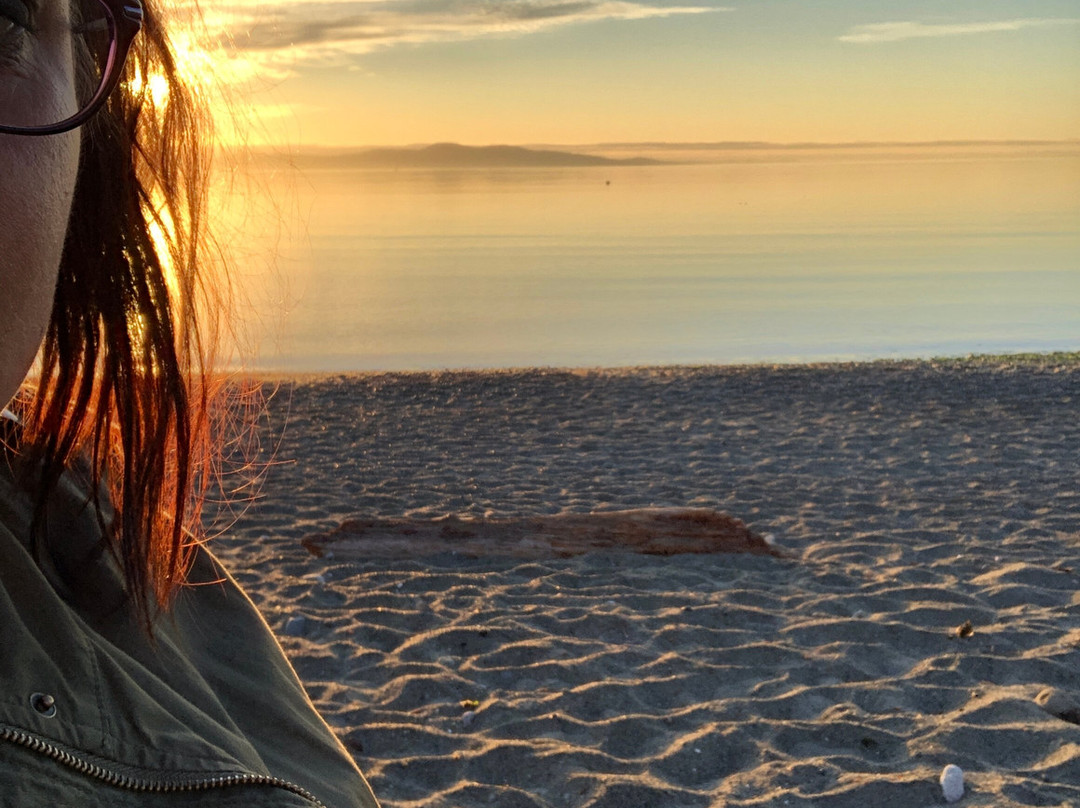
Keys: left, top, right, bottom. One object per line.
{"left": 172, "top": 1, "right": 1080, "bottom": 148}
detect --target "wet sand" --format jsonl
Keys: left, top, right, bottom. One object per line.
{"left": 210, "top": 356, "right": 1080, "bottom": 807}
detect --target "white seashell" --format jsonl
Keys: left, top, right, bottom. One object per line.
{"left": 940, "top": 764, "right": 964, "bottom": 803}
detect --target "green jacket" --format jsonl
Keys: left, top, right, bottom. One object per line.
{"left": 0, "top": 460, "right": 380, "bottom": 807}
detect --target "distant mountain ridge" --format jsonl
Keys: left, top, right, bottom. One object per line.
{"left": 251, "top": 139, "right": 1079, "bottom": 170}
{"left": 278, "top": 143, "right": 663, "bottom": 168}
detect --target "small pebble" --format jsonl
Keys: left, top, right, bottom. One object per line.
{"left": 282, "top": 615, "right": 307, "bottom": 637}
{"left": 940, "top": 764, "right": 964, "bottom": 803}
{"left": 461, "top": 710, "right": 477, "bottom": 727}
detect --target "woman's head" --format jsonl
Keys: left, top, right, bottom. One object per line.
{"left": 1, "top": 0, "right": 216, "bottom": 624}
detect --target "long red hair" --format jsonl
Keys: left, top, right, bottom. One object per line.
{"left": 20, "top": 0, "right": 219, "bottom": 628}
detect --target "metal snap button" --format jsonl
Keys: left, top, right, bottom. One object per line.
{"left": 29, "top": 693, "right": 57, "bottom": 718}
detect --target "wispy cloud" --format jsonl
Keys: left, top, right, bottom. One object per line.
{"left": 197, "top": 0, "right": 724, "bottom": 70}
{"left": 839, "top": 17, "right": 1080, "bottom": 44}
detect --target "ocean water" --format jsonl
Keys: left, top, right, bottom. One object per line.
{"left": 229, "top": 147, "right": 1080, "bottom": 371}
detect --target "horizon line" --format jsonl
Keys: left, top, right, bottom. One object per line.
{"left": 246, "top": 138, "right": 1080, "bottom": 153}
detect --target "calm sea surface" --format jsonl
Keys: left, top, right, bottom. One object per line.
{"left": 231, "top": 148, "right": 1080, "bottom": 370}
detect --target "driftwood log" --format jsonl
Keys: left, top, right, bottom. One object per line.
{"left": 300, "top": 508, "right": 783, "bottom": 560}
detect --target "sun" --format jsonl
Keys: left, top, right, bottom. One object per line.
{"left": 147, "top": 72, "right": 171, "bottom": 108}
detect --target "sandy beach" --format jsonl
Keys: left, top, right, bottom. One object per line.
{"left": 209, "top": 356, "right": 1080, "bottom": 807}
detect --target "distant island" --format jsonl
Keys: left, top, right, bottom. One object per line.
{"left": 249, "top": 140, "right": 1079, "bottom": 171}
{"left": 266, "top": 143, "right": 664, "bottom": 169}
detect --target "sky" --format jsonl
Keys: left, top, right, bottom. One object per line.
{"left": 180, "top": 0, "right": 1080, "bottom": 147}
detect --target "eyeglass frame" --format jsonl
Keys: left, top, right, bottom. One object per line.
{"left": 0, "top": 0, "right": 143, "bottom": 136}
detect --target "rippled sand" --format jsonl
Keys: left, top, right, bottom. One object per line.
{"left": 211, "top": 357, "right": 1080, "bottom": 807}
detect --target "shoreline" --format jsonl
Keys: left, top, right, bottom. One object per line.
{"left": 238, "top": 350, "right": 1080, "bottom": 384}
{"left": 211, "top": 353, "right": 1080, "bottom": 807}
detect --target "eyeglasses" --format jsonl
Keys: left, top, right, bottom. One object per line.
{"left": 0, "top": 0, "right": 142, "bottom": 136}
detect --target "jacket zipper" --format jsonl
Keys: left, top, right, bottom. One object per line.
{"left": 0, "top": 724, "right": 328, "bottom": 807}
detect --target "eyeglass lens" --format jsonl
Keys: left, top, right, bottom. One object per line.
{"left": 0, "top": 0, "right": 113, "bottom": 130}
